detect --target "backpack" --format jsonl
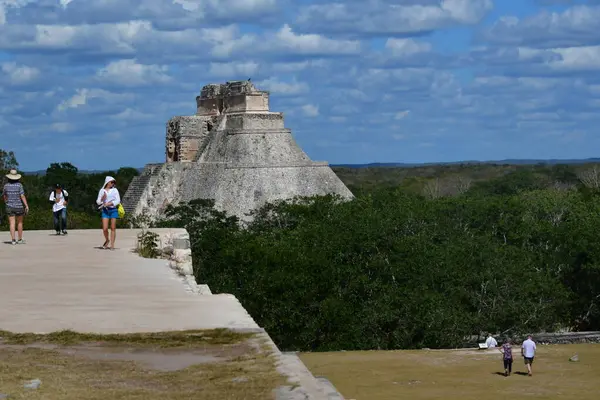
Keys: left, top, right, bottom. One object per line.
{"left": 50, "top": 189, "right": 69, "bottom": 203}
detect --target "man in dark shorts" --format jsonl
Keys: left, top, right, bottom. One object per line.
{"left": 521, "top": 335, "right": 537, "bottom": 376}
{"left": 2, "top": 169, "right": 30, "bottom": 245}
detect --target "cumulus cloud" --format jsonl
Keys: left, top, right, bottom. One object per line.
{"left": 0, "top": 0, "right": 35, "bottom": 25}
{"left": 295, "top": 0, "right": 493, "bottom": 36}
{"left": 256, "top": 77, "right": 309, "bottom": 95}
{"left": 96, "top": 59, "right": 171, "bottom": 86}
{"left": 301, "top": 104, "right": 319, "bottom": 117}
{"left": 57, "top": 88, "right": 134, "bottom": 111}
{"left": 482, "top": 5, "right": 600, "bottom": 48}
{"left": 1, "top": 62, "right": 39, "bottom": 84}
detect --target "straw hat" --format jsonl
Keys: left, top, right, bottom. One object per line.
{"left": 5, "top": 169, "right": 21, "bottom": 180}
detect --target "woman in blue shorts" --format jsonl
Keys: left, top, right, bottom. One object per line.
{"left": 96, "top": 176, "right": 121, "bottom": 250}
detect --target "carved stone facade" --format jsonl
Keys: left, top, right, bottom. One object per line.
{"left": 165, "top": 116, "right": 214, "bottom": 162}
{"left": 124, "top": 80, "right": 353, "bottom": 222}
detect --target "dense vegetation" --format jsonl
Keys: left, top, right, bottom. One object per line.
{"left": 3, "top": 149, "right": 600, "bottom": 351}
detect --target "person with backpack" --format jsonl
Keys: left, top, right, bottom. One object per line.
{"left": 49, "top": 183, "right": 69, "bottom": 235}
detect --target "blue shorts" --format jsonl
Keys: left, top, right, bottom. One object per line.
{"left": 101, "top": 207, "right": 119, "bottom": 219}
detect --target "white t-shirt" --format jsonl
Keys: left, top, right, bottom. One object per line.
{"left": 522, "top": 339, "right": 536, "bottom": 358}
{"left": 49, "top": 190, "right": 69, "bottom": 212}
{"left": 485, "top": 336, "right": 498, "bottom": 348}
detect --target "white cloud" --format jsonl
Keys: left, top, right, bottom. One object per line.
{"left": 0, "top": 0, "right": 34, "bottom": 25}
{"left": 301, "top": 104, "right": 319, "bottom": 117}
{"left": 173, "top": 0, "right": 277, "bottom": 15}
{"left": 208, "top": 61, "right": 260, "bottom": 78}
{"left": 51, "top": 122, "right": 74, "bottom": 132}
{"left": 394, "top": 110, "right": 411, "bottom": 120}
{"left": 385, "top": 39, "right": 432, "bottom": 57}
{"left": 210, "top": 24, "right": 361, "bottom": 58}
{"left": 256, "top": 77, "right": 309, "bottom": 95}
{"left": 1, "top": 62, "right": 39, "bottom": 84}
{"left": 296, "top": 0, "right": 493, "bottom": 35}
{"left": 57, "top": 88, "right": 134, "bottom": 111}
{"left": 96, "top": 59, "right": 171, "bottom": 86}
{"left": 483, "top": 5, "right": 600, "bottom": 47}
{"left": 110, "top": 108, "right": 154, "bottom": 121}
{"left": 60, "top": 0, "right": 75, "bottom": 8}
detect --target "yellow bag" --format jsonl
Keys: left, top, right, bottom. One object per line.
{"left": 117, "top": 203, "right": 126, "bottom": 218}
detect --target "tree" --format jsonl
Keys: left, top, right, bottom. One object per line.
{"left": 0, "top": 149, "right": 18, "bottom": 172}
{"left": 45, "top": 162, "right": 78, "bottom": 189}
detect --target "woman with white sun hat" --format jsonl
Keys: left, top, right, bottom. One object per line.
{"left": 96, "top": 175, "right": 121, "bottom": 250}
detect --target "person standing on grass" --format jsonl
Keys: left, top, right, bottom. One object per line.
{"left": 522, "top": 335, "right": 537, "bottom": 376}
{"left": 2, "top": 169, "right": 29, "bottom": 245}
{"left": 96, "top": 176, "right": 120, "bottom": 250}
{"left": 49, "top": 183, "right": 69, "bottom": 235}
{"left": 486, "top": 333, "right": 498, "bottom": 349}
{"left": 500, "top": 338, "right": 514, "bottom": 376}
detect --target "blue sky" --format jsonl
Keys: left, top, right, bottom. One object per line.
{"left": 1, "top": 0, "right": 599, "bottom": 170}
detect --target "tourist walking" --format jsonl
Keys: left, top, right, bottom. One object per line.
{"left": 49, "top": 184, "right": 69, "bottom": 235}
{"left": 2, "top": 169, "right": 29, "bottom": 245}
{"left": 96, "top": 176, "right": 121, "bottom": 250}
{"left": 500, "top": 338, "right": 513, "bottom": 376}
{"left": 521, "top": 335, "right": 537, "bottom": 376}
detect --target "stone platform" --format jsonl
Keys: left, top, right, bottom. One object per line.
{"left": 0, "top": 229, "right": 259, "bottom": 334}
{"left": 0, "top": 228, "right": 344, "bottom": 399}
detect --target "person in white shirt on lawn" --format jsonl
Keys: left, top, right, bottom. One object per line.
{"left": 49, "top": 184, "right": 69, "bottom": 235}
{"left": 485, "top": 334, "right": 498, "bottom": 349}
{"left": 96, "top": 176, "right": 121, "bottom": 250}
{"left": 521, "top": 335, "right": 537, "bottom": 376}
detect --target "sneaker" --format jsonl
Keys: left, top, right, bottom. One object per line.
{"left": 11, "top": 240, "right": 16, "bottom": 246}
{"left": 56, "top": 231, "right": 61, "bottom": 235}
{"left": 62, "top": 230, "right": 68, "bottom": 235}
{"left": 17, "top": 239, "right": 25, "bottom": 245}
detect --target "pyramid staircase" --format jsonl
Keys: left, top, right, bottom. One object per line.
{"left": 122, "top": 163, "right": 164, "bottom": 215}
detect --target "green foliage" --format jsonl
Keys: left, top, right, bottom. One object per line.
{"left": 136, "top": 230, "right": 161, "bottom": 259}
{"left": 162, "top": 185, "right": 600, "bottom": 352}
{"left": 0, "top": 149, "right": 19, "bottom": 173}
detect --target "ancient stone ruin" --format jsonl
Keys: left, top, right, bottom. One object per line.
{"left": 123, "top": 80, "right": 353, "bottom": 221}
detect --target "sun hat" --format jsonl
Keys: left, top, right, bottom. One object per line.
{"left": 102, "top": 175, "right": 116, "bottom": 190}
{"left": 5, "top": 169, "right": 21, "bottom": 180}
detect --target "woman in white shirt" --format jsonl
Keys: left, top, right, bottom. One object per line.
{"left": 96, "top": 176, "right": 121, "bottom": 250}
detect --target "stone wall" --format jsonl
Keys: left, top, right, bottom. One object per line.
{"left": 134, "top": 162, "right": 191, "bottom": 219}
{"left": 150, "top": 228, "right": 212, "bottom": 295}
{"left": 166, "top": 116, "right": 213, "bottom": 162}
{"left": 225, "top": 113, "right": 284, "bottom": 130}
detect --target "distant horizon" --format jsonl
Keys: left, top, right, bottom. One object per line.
{"left": 20, "top": 156, "right": 600, "bottom": 174}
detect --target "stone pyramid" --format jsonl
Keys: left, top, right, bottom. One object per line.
{"left": 123, "top": 81, "right": 353, "bottom": 221}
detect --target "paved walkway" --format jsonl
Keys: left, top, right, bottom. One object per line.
{"left": 0, "top": 229, "right": 259, "bottom": 334}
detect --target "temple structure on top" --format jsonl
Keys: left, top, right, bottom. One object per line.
{"left": 123, "top": 80, "right": 353, "bottom": 222}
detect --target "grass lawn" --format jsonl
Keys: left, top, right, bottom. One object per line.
{"left": 300, "top": 343, "right": 600, "bottom": 400}
{"left": 0, "top": 329, "right": 285, "bottom": 399}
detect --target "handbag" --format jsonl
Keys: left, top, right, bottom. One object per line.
{"left": 118, "top": 203, "right": 126, "bottom": 218}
